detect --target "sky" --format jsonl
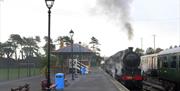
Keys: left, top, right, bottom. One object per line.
{"left": 0, "top": 0, "right": 179, "bottom": 56}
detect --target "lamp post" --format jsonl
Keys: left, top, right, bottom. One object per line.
{"left": 79, "top": 41, "right": 82, "bottom": 66}
{"left": 69, "top": 29, "right": 74, "bottom": 80}
{"left": 141, "top": 37, "right": 143, "bottom": 50}
{"left": 153, "top": 34, "right": 156, "bottom": 50}
{"left": 79, "top": 41, "right": 81, "bottom": 61}
{"left": 45, "top": 0, "right": 55, "bottom": 90}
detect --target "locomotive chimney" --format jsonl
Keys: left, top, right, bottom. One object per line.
{"left": 128, "top": 47, "right": 133, "bottom": 52}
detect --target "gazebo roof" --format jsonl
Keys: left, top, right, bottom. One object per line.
{"left": 52, "top": 44, "right": 93, "bottom": 55}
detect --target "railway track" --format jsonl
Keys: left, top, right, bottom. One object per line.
{"left": 143, "top": 81, "right": 165, "bottom": 91}
{"left": 142, "top": 77, "right": 165, "bottom": 91}
{"left": 142, "top": 76, "right": 180, "bottom": 91}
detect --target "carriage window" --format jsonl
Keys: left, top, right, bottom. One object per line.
{"left": 163, "top": 62, "right": 168, "bottom": 68}
{"left": 171, "top": 61, "right": 176, "bottom": 68}
{"left": 170, "top": 56, "right": 176, "bottom": 68}
{"left": 162, "top": 56, "right": 168, "bottom": 68}
{"left": 158, "top": 57, "right": 162, "bottom": 68}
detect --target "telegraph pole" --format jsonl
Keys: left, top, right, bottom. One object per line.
{"left": 0, "top": 0, "right": 3, "bottom": 42}
{"left": 141, "top": 37, "right": 143, "bottom": 50}
{"left": 153, "top": 34, "right": 156, "bottom": 50}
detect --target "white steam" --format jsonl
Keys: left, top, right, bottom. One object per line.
{"left": 91, "top": 0, "right": 133, "bottom": 40}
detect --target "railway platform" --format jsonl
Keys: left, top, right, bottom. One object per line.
{"left": 0, "top": 67, "right": 129, "bottom": 91}
{"left": 64, "top": 67, "right": 129, "bottom": 91}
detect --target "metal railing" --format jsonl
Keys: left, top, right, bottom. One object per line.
{"left": 0, "top": 59, "right": 41, "bottom": 81}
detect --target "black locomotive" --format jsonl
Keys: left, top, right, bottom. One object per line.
{"left": 104, "top": 47, "right": 143, "bottom": 90}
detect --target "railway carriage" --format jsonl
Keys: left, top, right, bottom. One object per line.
{"left": 140, "top": 47, "right": 180, "bottom": 90}
{"left": 158, "top": 47, "right": 180, "bottom": 90}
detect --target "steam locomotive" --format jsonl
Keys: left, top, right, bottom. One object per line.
{"left": 104, "top": 47, "right": 143, "bottom": 90}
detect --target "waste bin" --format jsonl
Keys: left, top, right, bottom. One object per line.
{"left": 55, "top": 73, "right": 64, "bottom": 90}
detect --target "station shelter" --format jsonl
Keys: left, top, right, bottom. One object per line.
{"left": 52, "top": 44, "right": 94, "bottom": 74}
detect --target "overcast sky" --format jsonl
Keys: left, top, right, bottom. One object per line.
{"left": 0, "top": 0, "right": 179, "bottom": 56}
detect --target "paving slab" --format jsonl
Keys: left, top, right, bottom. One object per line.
{"left": 64, "top": 67, "right": 121, "bottom": 91}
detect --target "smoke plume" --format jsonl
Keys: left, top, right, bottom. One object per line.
{"left": 92, "top": 0, "right": 133, "bottom": 40}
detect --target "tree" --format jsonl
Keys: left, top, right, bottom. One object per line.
{"left": 146, "top": 47, "right": 154, "bottom": 54}
{"left": 35, "top": 36, "right": 41, "bottom": 43}
{"left": 42, "top": 36, "right": 57, "bottom": 76}
{"left": 155, "top": 48, "right": 163, "bottom": 53}
{"left": 34, "top": 36, "right": 41, "bottom": 56}
{"left": 89, "top": 36, "right": 101, "bottom": 66}
{"left": 8, "top": 34, "right": 23, "bottom": 60}
{"left": 0, "top": 42, "right": 4, "bottom": 57}
{"left": 89, "top": 36, "right": 100, "bottom": 52}
{"left": 62, "top": 36, "right": 71, "bottom": 46}
{"left": 135, "top": 48, "right": 144, "bottom": 56}
{"left": 55, "top": 36, "right": 64, "bottom": 48}
{"left": 169, "top": 46, "right": 173, "bottom": 49}
{"left": 174, "top": 45, "right": 178, "bottom": 48}
{"left": 22, "top": 37, "right": 40, "bottom": 58}
{"left": 43, "top": 36, "right": 55, "bottom": 55}
{"left": 3, "top": 41, "right": 16, "bottom": 58}
{"left": 55, "top": 36, "right": 71, "bottom": 48}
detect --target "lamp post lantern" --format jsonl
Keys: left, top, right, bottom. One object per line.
{"left": 45, "top": 0, "right": 55, "bottom": 90}
{"left": 69, "top": 29, "right": 74, "bottom": 80}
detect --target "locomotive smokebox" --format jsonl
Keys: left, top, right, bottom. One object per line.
{"left": 123, "top": 47, "right": 140, "bottom": 68}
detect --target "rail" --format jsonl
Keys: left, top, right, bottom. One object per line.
{"left": 143, "top": 81, "right": 165, "bottom": 91}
